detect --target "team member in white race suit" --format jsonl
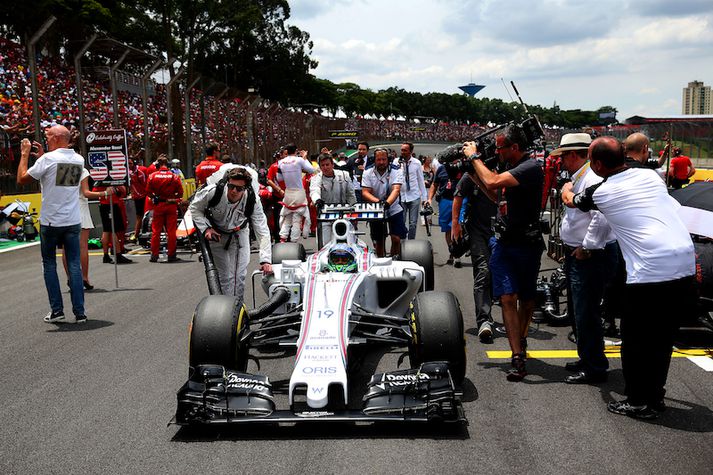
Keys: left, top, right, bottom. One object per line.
{"left": 190, "top": 167, "right": 272, "bottom": 300}
{"left": 277, "top": 143, "right": 316, "bottom": 242}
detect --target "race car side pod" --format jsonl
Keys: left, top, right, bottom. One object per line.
{"left": 198, "top": 233, "right": 222, "bottom": 295}
{"left": 248, "top": 287, "right": 291, "bottom": 320}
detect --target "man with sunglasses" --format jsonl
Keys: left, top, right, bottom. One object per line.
{"left": 190, "top": 167, "right": 272, "bottom": 300}
{"left": 464, "top": 125, "right": 545, "bottom": 382}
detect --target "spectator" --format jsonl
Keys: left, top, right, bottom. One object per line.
{"left": 16, "top": 126, "right": 86, "bottom": 323}
{"left": 668, "top": 147, "right": 695, "bottom": 189}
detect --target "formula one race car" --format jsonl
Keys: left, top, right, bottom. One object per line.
{"left": 173, "top": 203, "right": 466, "bottom": 425}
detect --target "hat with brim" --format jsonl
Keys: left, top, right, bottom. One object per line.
{"left": 549, "top": 133, "right": 592, "bottom": 157}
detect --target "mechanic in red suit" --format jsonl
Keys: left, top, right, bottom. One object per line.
{"left": 146, "top": 155, "right": 184, "bottom": 262}
{"left": 195, "top": 143, "right": 223, "bottom": 187}
{"left": 668, "top": 147, "right": 696, "bottom": 189}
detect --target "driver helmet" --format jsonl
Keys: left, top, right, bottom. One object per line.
{"left": 327, "top": 244, "right": 358, "bottom": 273}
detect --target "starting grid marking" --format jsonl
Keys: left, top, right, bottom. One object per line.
{"left": 486, "top": 347, "right": 713, "bottom": 371}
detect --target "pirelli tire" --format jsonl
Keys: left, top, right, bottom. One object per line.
{"left": 271, "top": 242, "right": 306, "bottom": 264}
{"left": 408, "top": 291, "right": 466, "bottom": 384}
{"left": 400, "top": 239, "right": 435, "bottom": 291}
{"left": 189, "top": 295, "right": 249, "bottom": 373}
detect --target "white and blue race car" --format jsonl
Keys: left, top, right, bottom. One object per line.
{"left": 174, "top": 203, "right": 466, "bottom": 425}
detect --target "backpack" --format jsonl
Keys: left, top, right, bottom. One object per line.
{"left": 207, "top": 174, "right": 256, "bottom": 218}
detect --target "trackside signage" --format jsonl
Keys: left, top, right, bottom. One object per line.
{"left": 328, "top": 130, "right": 359, "bottom": 139}
{"left": 86, "top": 129, "right": 129, "bottom": 187}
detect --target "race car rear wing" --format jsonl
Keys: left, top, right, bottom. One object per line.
{"left": 317, "top": 203, "right": 385, "bottom": 222}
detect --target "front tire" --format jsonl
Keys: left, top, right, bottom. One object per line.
{"left": 189, "top": 295, "right": 249, "bottom": 372}
{"left": 400, "top": 239, "right": 434, "bottom": 291}
{"left": 408, "top": 291, "right": 466, "bottom": 383}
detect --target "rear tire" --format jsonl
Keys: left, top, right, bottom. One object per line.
{"left": 408, "top": 291, "right": 466, "bottom": 383}
{"left": 272, "top": 242, "right": 306, "bottom": 264}
{"left": 189, "top": 295, "right": 249, "bottom": 372}
{"left": 400, "top": 240, "right": 434, "bottom": 291}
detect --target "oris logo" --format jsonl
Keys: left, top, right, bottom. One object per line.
{"left": 302, "top": 366, "right": 337, "bottom": 375}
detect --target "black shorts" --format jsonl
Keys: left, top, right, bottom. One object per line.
{"left": 99, "top": 203, "right": 126, "bottom": 232}
{"left": 369, "top": 211, "right": 407, "bottom": 241}
{"left": 134, "top": 198, "right": 145, "bottom": 217}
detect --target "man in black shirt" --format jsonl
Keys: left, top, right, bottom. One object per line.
{"left": 623, "top": 132, "right": 665, "bottom": 170}
{"left": 452, "top": 172, "right": 497, "bottom": 342}
{"left": 464, "top": 125, "right": 545, "bottom": 381}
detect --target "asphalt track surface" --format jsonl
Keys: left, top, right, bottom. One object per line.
{"left": 2, "top": 144, "right": 713, "bottom": 474}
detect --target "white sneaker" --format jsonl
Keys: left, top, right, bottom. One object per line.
{"left": 43, "top": 311, "right": 65, "bottom": 323}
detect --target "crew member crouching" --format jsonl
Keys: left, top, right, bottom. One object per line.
{"left": 190, "top": 167, "right": 272, "bottom": 300}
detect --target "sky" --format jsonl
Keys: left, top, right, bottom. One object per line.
{"left": 288, "top": 0, "right": 713, "bottom": 121}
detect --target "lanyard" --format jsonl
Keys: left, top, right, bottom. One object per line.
{"left": 571, "top": 162, "right": 591, "bottom": 188}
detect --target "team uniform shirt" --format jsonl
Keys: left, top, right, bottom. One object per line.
{"left": 361, "top": 164, "right": 404, "bottom": 217}
{"left": 344, "top": 153, "right": 368, "bottom": 191}
{"left": 309, "top": 169, "right": 356, "bottom": 205}
{"left": 129, "top": 165, "right": 148, "bottom": 199}
{"left": 195, "top": 157, "right": 223, "bottom": 185}
{"left": 277, "top": 155, "right": 315, "bottom": 189}
{"left": 574, "top": 168, "right": 695, "bottom": 284}
{"left": 147, "top": 167, "right": 183, "bottom": 200}
{"left": 396, "top": 156, "right": 427, "bottom": 203}
{"left": 206, "top": 163, "right": 260, "bottom": 195}
{"left": 27, "top": 148, "right": 84, "bottom": 226}
{"left": 559, "top": 163, "right": 615, "bottom": 249}
{"left": 190, "top": 183, "right": 272, "bottom": 264}
{"left": 670, "top": 155, "right": 693, "bottom": 180}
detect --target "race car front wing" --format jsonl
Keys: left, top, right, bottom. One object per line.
{"left": 172, "top": 362, "right": 465, "bottom": 425}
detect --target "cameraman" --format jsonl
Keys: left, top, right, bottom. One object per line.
{"left": 464, "top": 125, "right": 545, "bottom": 382}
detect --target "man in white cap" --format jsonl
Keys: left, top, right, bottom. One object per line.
{"left": 551, "top": 133, "right": 618, "bottom": 384}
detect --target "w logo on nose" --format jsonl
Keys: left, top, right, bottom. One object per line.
{"left": 311, "top": 386, "right": 325, "bottom": 394}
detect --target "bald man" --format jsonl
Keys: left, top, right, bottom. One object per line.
{"left": 17, "top": 125, "right": 87, "bottom": 324}
{"left": 562, "top": 136, "right": 696, "bottom": 419}
{"left": 623, "top": 132, "right": 665, "bottom": 169}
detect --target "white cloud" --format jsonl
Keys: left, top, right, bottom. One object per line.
{"left": 288, "top": 0, "right": 713, "bottom": 119}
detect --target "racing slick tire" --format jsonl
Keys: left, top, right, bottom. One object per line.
{"left": 189, "top": 295, "right": 249, "bottom": 372}
{"left": 409, "top": 291, "right": 466, "bottom": 383}
{"left": 400, "top": 239, "right": 434, "bottom": 291}
{"left": 271, "top": 242, "right": 306, "bottom": 264}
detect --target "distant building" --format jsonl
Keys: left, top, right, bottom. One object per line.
{"left": 682, "top": 81, "right": 711, "bottom": 115}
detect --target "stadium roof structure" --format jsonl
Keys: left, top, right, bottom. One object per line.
{"left": 625, "top": 114, "right": 713, "bottom": 125}
{"left": 459, "top": 82, "right": 485, "bottom": 97}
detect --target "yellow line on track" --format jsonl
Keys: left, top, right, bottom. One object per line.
{"left": 487, "top": 348, "right": 713, "bottom": 359}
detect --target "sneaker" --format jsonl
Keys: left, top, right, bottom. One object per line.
{"left": 103, "top": 254, "right": 114, "bottom": 264}
{"left": 453, "top": 258, "right": 462, "bottom": 268}
{"left": 149, "top": 255, "right": 159, "bottom": 263}
{"left": 506, "top": 353, "right": 527, "bottom": 381}
{"left": 607, "top": 400, "right": 658, "bottom": 420}
{"left": 74, "top": 315, "right": 87, "bottom": 324}
{"left": 43, "top": 310, "right": 65, "bottom": 323}
{"left": 478, "top": 322, "right": 493, "bottom": 343}
{"left": 116, "top": 254, "right": 133, "bottom": 264}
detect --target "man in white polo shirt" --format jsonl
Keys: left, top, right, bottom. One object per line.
{"left": 17, "top": 125, "right": 86, "bottom": 324}
{"left": 562, "top": 136, "right": 696, "bottom": 419}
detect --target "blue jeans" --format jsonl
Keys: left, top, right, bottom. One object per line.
{"left": 40, "top": 224, "right": 85, "bottom": 317}
{"left": 402, "top": 199, "right": 421, "bottom": 240}
{"left": 565, "top": 241, "right": 618, "bottom": 374}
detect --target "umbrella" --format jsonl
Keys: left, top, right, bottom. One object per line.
{"left": 671, "top": 181, "right": 713, "bottom": 239}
